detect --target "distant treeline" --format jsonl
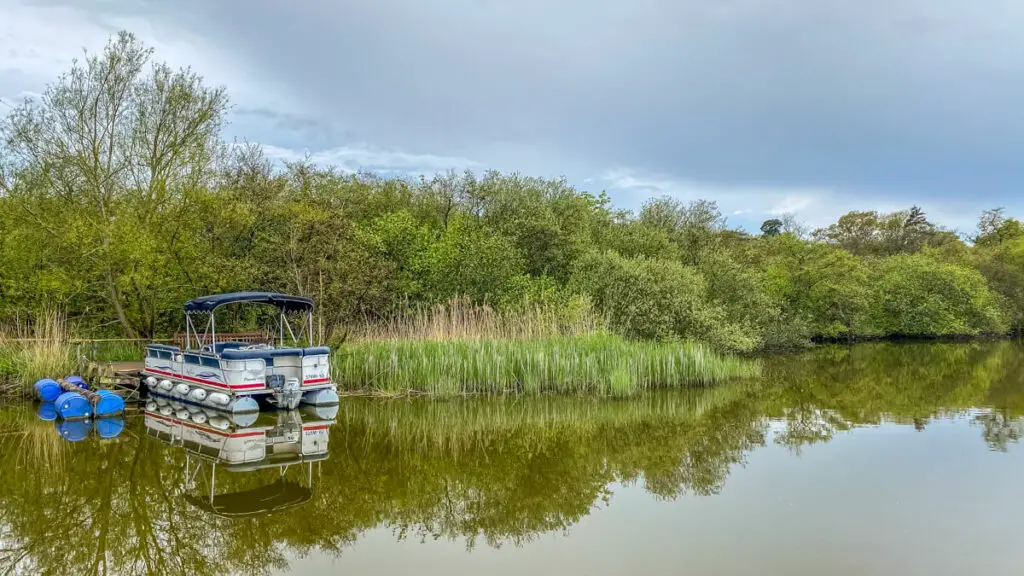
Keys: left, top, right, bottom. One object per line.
{"left": 1, "top": 31, "right": 1023, "bottom": 350}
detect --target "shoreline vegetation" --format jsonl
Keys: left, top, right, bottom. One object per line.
{"left": 0, "top": 310, "right": 76, "bottom": 395}
{"left": 332, "top": 298, "right": 758, "bottom": 396}
{"left": 335, "top": 335, "right": 758, "bottom": 396}
{"left": 0, "top": 300, "right": 759, "bottom": 398}
{"left": 3, "top": 32, "right": 1024, "bottom": 397}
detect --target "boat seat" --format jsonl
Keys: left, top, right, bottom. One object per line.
{"left": 202, "top": 341, "right": 247, "bottom": 354}
{"left": 303, "top": 346, "right": 330, "bottom": 356}
{"left": 220, "top": 348, "right": 306, "bottom": 361}
{"left": 147, "top": 343, "right": 181, "bottom": 353}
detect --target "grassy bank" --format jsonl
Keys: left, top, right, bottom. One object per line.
{"left": 0, "top": 309, "right": 147, "bottom": 397}
{"left": 332, "top": 333, "right": 759, "bottom": 396}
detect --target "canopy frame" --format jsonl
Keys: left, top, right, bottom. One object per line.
{"left": 182, "top": 292, "right": 316, "bottom": 351}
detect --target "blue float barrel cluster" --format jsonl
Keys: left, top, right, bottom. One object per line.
{"left": 33, "top": 375, "right": 126, "bottom": 420}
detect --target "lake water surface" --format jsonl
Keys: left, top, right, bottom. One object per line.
{"left": 2, "top": 341, "right": 1024, "bottom": 575}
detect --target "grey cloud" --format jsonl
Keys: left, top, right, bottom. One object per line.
{"left": 27, "top": 0, "right": 1024, "bottom": 214}
{"left": 232, "top": 106, "right": 351, "bottom": 147}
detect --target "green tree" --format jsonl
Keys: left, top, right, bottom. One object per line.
{"left": 421, "top": 213, "right": 528, "bottom": 304}
{"left": 974, "top": 235, "right": 1024, "bottom": 332}
{"left": 813, "top": 207, "right": 943, "bottom": 257}
{"left": 638, "top": 197, "right": 725, "bottom": 266}
{"left": 975, "top": 207, "right": 1024, "bottom": 247}
{"left": 760, "top": 234, "right": 871, "bottom": 340}
{"left": 0, "top": 31, "right": 227, "bottom": 336}
{"left": 760, "top": 219, "right": 783, "bottom": 237}
{"left": 471, "top": 171, "right": 611, "bottom": 281}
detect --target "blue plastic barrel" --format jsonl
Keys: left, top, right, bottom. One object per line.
{"left": 37, "top": 402, "right": 58, "bottom": 421}
{"left": 94, "top": 418, "right": 125, "bottom": 439}
{"left": 56, "top": 420, "right": 90, "bottom": 442}
{"left": 94, "top": 390, "right": 125, "bottom": 417}
{"left": 55, "top": 391, "right": 91, "bottom": 420}
{"left": 34, "top": 378, "right": 62, "bottom": 402}
{"left": 65, "top": 375, "right": 88, "bottom": 389}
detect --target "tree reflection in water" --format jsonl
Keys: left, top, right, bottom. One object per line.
{"left": 1, "top": 341, "right": 1024, "bottom": 575}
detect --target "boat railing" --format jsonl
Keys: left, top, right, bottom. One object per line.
{"left": 172, "top": 331, "right": 271, "bottom": 349}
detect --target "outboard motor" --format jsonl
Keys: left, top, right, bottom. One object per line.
{"left": 266, "top": 375, "right": 302, "bottom": 410}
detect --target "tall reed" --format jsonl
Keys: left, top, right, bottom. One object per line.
{"left": 337, "top": 296, "right": 603, "bottom": 342}
{"left": 333, "top": 333, "right": 759, "bottom": 397}
{"left": 0, "top": 308, "right": 76, "bottom": 396}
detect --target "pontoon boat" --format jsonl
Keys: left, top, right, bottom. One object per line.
{"left": 143, "top": 292, "right": 339, "bottom": 414}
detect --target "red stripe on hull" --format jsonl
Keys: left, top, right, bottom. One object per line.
{"left": 145, "top": 368, "right": 264, "bottom": 390}
{"left": 302, "top": 424, "right": 330, "bottom": 431}
{"left": 302, "top": 377, "right": 331, "bottom": 385}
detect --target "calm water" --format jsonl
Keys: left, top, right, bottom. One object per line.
{"left": 3, "top": 341, "right": 1024, "bottom": 575}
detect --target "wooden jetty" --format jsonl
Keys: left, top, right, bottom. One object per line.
{"left": 78, "top": 360, "right": 146, "bottom": 408}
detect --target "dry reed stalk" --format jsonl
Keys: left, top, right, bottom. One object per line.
{"left": 337, "top": 296, "right": 603, "bottom": 343}
{"left": 0, "top": 307, "right": 76, "bottom": 397}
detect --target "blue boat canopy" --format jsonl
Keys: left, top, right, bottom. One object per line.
{"left": 184, "top": 292, "right": 314, "bottom": 313}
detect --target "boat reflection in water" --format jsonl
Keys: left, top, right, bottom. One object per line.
{"left": 143, "top": 399, "right": 336, "bottom": 518}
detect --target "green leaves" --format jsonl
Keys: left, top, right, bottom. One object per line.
{"left": 867, "top": 253, "right": 1008, "bottom": 336}
{"left": 760, "top": 219, "right": 783, "bottom": 237}
{"left": 568, "top": 251, "right": 759, "bottom": 351}
{"left": 0, "top": 31, "right": 228, "bottom": 337}
{"left": 812, "top": 207, "right": 946, "bottom": 256}
{"left": 420, "top": 213, "right": 528, "bottom": 304}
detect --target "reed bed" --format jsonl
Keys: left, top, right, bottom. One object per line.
{"left": 82, "top": 340, "right": 146, "bottom": 363}
{"left": 0, "top": 309, "right": 75, "bottom": 395}
{"left": 338, "top": 296, "right": 603, "bottom": 342}
{"left": 333, "top": 334, "right": 760, "bottom": 397}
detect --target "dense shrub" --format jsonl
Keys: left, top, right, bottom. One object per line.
{"left": 867, "top": 254, "right": 1008, "bottom": 336}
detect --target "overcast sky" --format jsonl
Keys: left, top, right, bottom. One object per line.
{"left": 3, "top": 0, "right": 1023, "bottom": 233}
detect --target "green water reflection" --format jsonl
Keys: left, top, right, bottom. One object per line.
{"left": 1, "top": 341, "right": 1024, "bottom": 575}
